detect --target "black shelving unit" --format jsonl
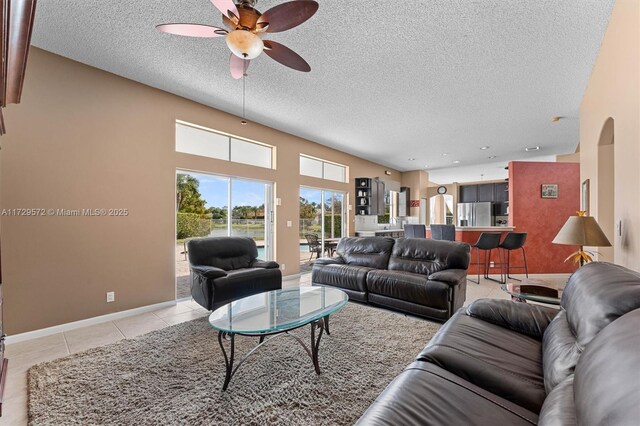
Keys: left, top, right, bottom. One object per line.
{"left": 355, "top": 178, "right": 373, "bottom": 215}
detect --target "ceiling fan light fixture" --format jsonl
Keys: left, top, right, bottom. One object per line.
{"left": 226, "top": 30, "right": 264, "bottom": 59}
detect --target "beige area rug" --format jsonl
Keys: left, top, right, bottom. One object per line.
{"left": 28, "top": 303, "right": 440, "bottom": 425}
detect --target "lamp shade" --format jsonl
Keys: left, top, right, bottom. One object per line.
{"left": 552, "top": 216, "right": 612, "bottom": 247}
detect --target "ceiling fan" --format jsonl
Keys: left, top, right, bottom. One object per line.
{"left": 157, "top": 0, "right": 319, "bottom": 79}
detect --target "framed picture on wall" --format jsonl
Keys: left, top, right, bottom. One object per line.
{"left": 541, "top": 184, "right": 558, "bottom": 199}
{"left": 582, "top": 179, "right": 590, "bottom": 215}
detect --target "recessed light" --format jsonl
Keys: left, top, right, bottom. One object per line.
{"left": 408, "top": 158, "right": 415, "bottom": 161}
{"left": 424, "top": 165, "right": 429, "bottom": 168}
{"left": 488, "top": 155, "right": 497, "bottom": 159}
{"left": 441, "top": 153, "right": 449, "bottom": 157}
{"left": 453, "top": 160, "right": 460, "bottom": 164}
{"left": 480, "top": 146, "right": 490, "bottom": 150}
{"left": 525, "top": 146, "right": 540, "bottom": 152}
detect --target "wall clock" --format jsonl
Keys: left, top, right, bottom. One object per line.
{"left": 437, "top": 186, "right": 447, "bottom": 195}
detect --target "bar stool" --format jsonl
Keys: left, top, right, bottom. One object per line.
{"left": 499, "top": 232, "right": 529, "bottom": 282}
{"left": 468, "top": 233, "right": 502, "bottom": 284}
{"left": 430, "top": 224, "right": 456, "bottom": 241}
{"left": 404, "top": 224, "right": 426, "bottom": 238}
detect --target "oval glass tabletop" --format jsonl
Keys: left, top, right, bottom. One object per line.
{"left": 209, "top": 286, "right": 348, "bottom": 335}
{"left": 501, "top": 283, "right": 561, "bottom": 305}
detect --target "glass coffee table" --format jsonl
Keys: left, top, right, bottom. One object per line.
{"left": 209, "top": 286, "right": 348, "bottom": 390}
{"left": 501, "top": 281, "right": 562, "bottom": 305}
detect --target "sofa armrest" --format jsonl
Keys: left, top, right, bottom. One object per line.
{"left": 313, "top": 256, "right": 345, "bottom": 266}
{"left": 428, "top": 269, "right": 467, "bottom": 286}
{"left": 466, "top": 298, "right": 559, "bottom": 340}
{"left": 250, "top": 259, "right": 280, "bottom": 269}
{"left": 191, "top": 265, "right": 228, "bottom": 279}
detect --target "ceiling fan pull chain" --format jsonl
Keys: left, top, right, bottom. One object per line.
{"left": 241, "top": 59, "right": 247, "bottom": 125}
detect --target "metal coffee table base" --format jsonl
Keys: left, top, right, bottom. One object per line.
{"left": 217, "top": 316, "right": 329, "bottom": 391}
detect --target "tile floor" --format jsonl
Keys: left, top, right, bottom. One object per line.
{"left": 0, "top": 272, "right": 568, "bottom": 425}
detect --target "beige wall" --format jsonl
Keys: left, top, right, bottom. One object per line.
{"left": 0, "top": 48, "right": 399, "bottom": 334}
{"left": 580, "top": 0, "right": 639, "bottom": 270}
{"left": 400, "top": 170, "right": 429, "bottom": 218}
{"left": 556, "top": 152, "right": 580, "bottom": 163}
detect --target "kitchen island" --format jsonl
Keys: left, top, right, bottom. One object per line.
{"left": 355, "top": 229, "right": 405, "bottom": 238}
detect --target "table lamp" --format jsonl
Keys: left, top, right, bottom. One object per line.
{"left": 552, "top": 211, "right": 612, "bottom": 266}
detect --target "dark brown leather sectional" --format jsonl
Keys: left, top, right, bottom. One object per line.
{"left": 357, "top": 262, "right": 640, "bottom": 425}
{"left": 311, "top": 237, "right": 471, "bottom": 321}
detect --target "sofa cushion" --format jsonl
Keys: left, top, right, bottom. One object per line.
{"left": 366, "top": 270, "right": 450, "bottom": 310}
{"left": 356, "top": 361, "right": 538, "bottom": 426}
{"left": 336, "top": 237, "right": 395, "bottom": 269}
{"left": 561, "top": 262, "right": 640, "bottom": 349}
{"left": 188, "top": 237, "right": 257, "bottom": 270}
{"left": 387, "top": 238, "right": 470, "bottom": 275}
{"left": 311, "top": 263, "right": 373, "bottom": 293}
{"left": 466, "top": 298, "right": 558, "bottom": 340}
{"left": 574, "top": 308, "right": 640, "bottom": 426}
{"left": 417, "top": 310, "right": 546, "bottom": 413}
{"left": 542, "top": 310, "right": 581, "bottom": 393}
{"left": 212, "top": 268, "right": 282, "bottom": 305}
{"left": 538, "top": 376, "right": 577, "bottom": 426}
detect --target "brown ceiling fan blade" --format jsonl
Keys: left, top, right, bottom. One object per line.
{"left": 156, "top": 24, "right": 227, "bottom": 37}
{"left": 263, "top": 40, "right": 310, "bottom": 72}
{"left": 257, "top": 1, "right": 319, "bottom": 33}
{"left": 230, "top": 54, "right": 250, "bottom": 80}
{"left": 210, "top": 0, "right": 239, "bottom": 19}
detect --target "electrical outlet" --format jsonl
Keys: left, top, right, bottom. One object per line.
{"left": 287, "top": 220, "right": 292, "bottom": 227}
{"left": 281, "top": 264, "right": 285, "bottom": 271}
{"left": 489, "top": 261, "right": 495, "bottom": 268}
{"left": 106, "top": 291, "right": 115, "bottom": 303}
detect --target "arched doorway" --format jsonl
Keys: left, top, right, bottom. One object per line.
{"left": 597, "top": 117, "right": 614, "bottom": 261}
{"left": 429, "top": 194, "right": 454, "bottom": 225}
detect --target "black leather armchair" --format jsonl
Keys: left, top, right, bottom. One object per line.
{"left": 187, "top": 237, "right": 282, "bottom": 311}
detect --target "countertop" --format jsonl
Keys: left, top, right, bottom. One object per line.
{"left": 449, "top": 226, "right": 514, "bottom": 231}
{"left": 355, "top": 229, "right": 404, "bottom": 236}
{"left": 355, "top": 226, "right": 513, "bottom": 236}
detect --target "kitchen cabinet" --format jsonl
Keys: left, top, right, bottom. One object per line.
{"left": 459, "top": 182, "right": 509, "bottom": 216}
{"left": 494, "top": 182, "right": 509, "bottom": 202}
{"left": 398, "top": 187, "right": 410, "bottom": 216}
{"left": 478, "top": 184, "right": 494, "bottom": 202}
{"left": 459, "top": 185, "right": 478, "bottom": 203}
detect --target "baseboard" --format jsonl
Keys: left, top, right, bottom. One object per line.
{"left": 5, "top": 300, "right": 177, "bottom": 344}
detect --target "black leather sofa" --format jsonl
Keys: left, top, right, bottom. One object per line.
{"left": 187, "top": 237, "right": 282, "bottom": 311}
{"left": 357, "top": 262, "right": 640, "bottom": 425}
{"left": 312, "top": 237, "right": 471, "bottom": 321}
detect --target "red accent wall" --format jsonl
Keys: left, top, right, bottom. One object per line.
{"left": 509, "top": 161, "right": 580, "bottom": 274}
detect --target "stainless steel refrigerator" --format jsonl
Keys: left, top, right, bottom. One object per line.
{"left": 457, "top": 202, "right": 493, "bottom": 227}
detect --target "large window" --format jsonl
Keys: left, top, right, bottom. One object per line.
{"left": 176, "top": 121, "right": 274, "bottom": 169}
{"left": 299, "top": 155, "right": 347, "bottom": 183}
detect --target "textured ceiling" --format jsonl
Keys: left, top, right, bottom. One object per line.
{"left": 31, "top": 0, "right": 614, "bottom": 173}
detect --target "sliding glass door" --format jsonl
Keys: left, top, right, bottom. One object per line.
{"left": 299, "top": 187, "right": 345, "bottom": 270}
{"left": 176, "top": 170, "right": 274, "bottom": 298}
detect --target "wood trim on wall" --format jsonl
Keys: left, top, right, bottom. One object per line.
{"left": 0, "top": 0, "right": 37, "bottom": 135}
{"left": 5, "top": 0, "right": 37, "bottom": 105}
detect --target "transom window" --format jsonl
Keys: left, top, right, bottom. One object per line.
{"left": 176, "top": 121, "right": 275, "bottom": 169}
{"left": 299, "top": 154, "right": 347, "bottom": 183}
